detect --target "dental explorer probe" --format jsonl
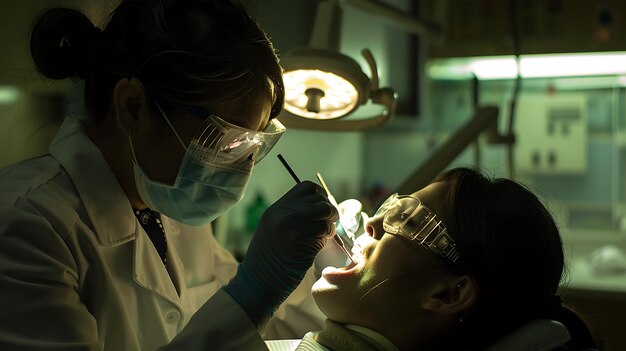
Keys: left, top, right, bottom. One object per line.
{"left": 315, "top": 172, "right": 338, "bottom": 209}
{"left": 276, "top": 154, "right": 356, "bottom": 265}
{"left": 315, "top": 172, "right": 357, "bottom": 265}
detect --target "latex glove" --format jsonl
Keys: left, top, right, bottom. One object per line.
{"left": 223, "top": 181, "right": 338, "bottom": 328}
{"left": 314, "top": 199, "right": 369, "bottom": 277}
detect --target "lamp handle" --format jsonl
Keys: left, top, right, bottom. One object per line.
{"left": 361, "top": 49, "right": 379, "bottom": 92}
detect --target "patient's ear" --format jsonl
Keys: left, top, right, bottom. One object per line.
{"left": 421, "top": 276, "right": 476, "bottom": 315}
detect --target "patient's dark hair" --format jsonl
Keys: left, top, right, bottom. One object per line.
{"left": 433, "top": 167, "right": 596, "bottom": 350}
{"left": 30, "top": 0, "right": 284, "bottom": 123}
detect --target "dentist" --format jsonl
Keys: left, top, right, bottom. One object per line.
{"left": 0, "top": 0, "right": 337, "bottom": 350}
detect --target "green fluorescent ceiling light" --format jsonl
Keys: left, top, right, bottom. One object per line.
{"left": 427, "top": 52, "right": 626, "bottom": 80}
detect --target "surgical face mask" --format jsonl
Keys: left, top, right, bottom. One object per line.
{"left": 130, "top": 103, "right": 285, "bottom": 226}
{"left": 374, "top": 193, "right": 463, "bottom": 266}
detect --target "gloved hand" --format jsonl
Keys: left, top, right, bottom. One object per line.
{"left": 223, "top": 181, "right": 338, "bottom": 328}
{"left": 314, "top": 199, "right": 369, "bottom": 278}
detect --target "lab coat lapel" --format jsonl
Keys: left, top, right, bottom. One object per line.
{"left": 133, "top": 224, "right": 182, "bottom": 307}
{"left": 161, "top": 217, "right": 185, "bottom": 298}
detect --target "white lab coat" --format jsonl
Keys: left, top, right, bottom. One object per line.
{"left": 0, "top": 115, "right": 325, "bottom": 350}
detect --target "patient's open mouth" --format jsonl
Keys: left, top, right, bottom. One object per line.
{"left": 322, "top": 254, "right": 362, "bottom": 278}
{"left": 339, "top": 259, "right": 358, "bottom": 271}
{"left": 319, "top": 249, "right": 365, "bottom": 283}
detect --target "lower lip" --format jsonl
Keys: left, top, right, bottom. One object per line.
{"left": 321, "top": 263, "right": 360, "bottom": 283}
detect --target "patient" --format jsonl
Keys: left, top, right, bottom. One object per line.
{"left": 270, "top": 167, "right": 597, "bottom": 351}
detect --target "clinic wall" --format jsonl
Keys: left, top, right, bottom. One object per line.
{"left": 362, "top": 78, "right": 623, "bottom": 234}
{"left": 0, "top": 93, "right": 66, "bottom": 167}
{"left": 0, "top": 0, "right": 118, "bottom": 167}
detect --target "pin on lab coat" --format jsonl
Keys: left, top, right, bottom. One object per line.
{"left": 0, "top": 116, "right": 325, "bottom": 350}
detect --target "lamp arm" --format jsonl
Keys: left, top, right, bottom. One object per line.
{"left": 310, "top": 0, "right": 342, "bottom": 50}
{"left": 394, "top": 106, "right": 499, "bottom": 194}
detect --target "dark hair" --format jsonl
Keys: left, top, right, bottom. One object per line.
{"left": 30, "top": 0, "right": 284, "bottom": 124}
{"left": 433, "top": 167, "right": 596, "bottom": 350}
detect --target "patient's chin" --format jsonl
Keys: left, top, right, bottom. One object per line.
{"left": 312, "top": 281, "right": 354, "bottom": 322}
{"left": 313, "top": 295, "right": 368, "bottom": 328}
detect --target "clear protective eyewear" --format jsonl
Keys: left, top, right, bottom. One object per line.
{"left": 375, "top": 193, "right": 462, "bottom": 265}
{"left": 156, "top": 103, "right": 286, "bottom": 166}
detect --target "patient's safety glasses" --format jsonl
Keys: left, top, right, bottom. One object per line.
{"left": 374, "top": 193, "right": 462, "bottom": 265}
{"left": 156, "top": 103, "right": 286, "bottom": 167}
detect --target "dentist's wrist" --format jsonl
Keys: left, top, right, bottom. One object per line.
{"left": 223, "top": 263, "right": 275, "bottom": 328}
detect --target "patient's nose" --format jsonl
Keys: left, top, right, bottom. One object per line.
{"left": 365, "top": 216, "right": 385, "bottom": 240}
{"left": 352, "top": 229, "right": 378, "bottom": 257}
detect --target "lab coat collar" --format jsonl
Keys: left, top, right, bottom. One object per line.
{"left": 49, "top": 116, "right": 136, "bottom": 247}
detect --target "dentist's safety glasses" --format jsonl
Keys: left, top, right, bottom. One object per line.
{"left": 375, "top": 193, "right": 462, "bottom": 265}
{"left": 157, "top": 103, "right": 286, "bottom": 166}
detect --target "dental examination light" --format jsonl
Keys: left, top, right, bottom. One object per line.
{"left": 278, "top": 0, "right": 400, "bottom": 131}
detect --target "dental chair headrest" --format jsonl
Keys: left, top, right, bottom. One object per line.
{"left": 486, "top": 319, "right": 570, "bottom": 351}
